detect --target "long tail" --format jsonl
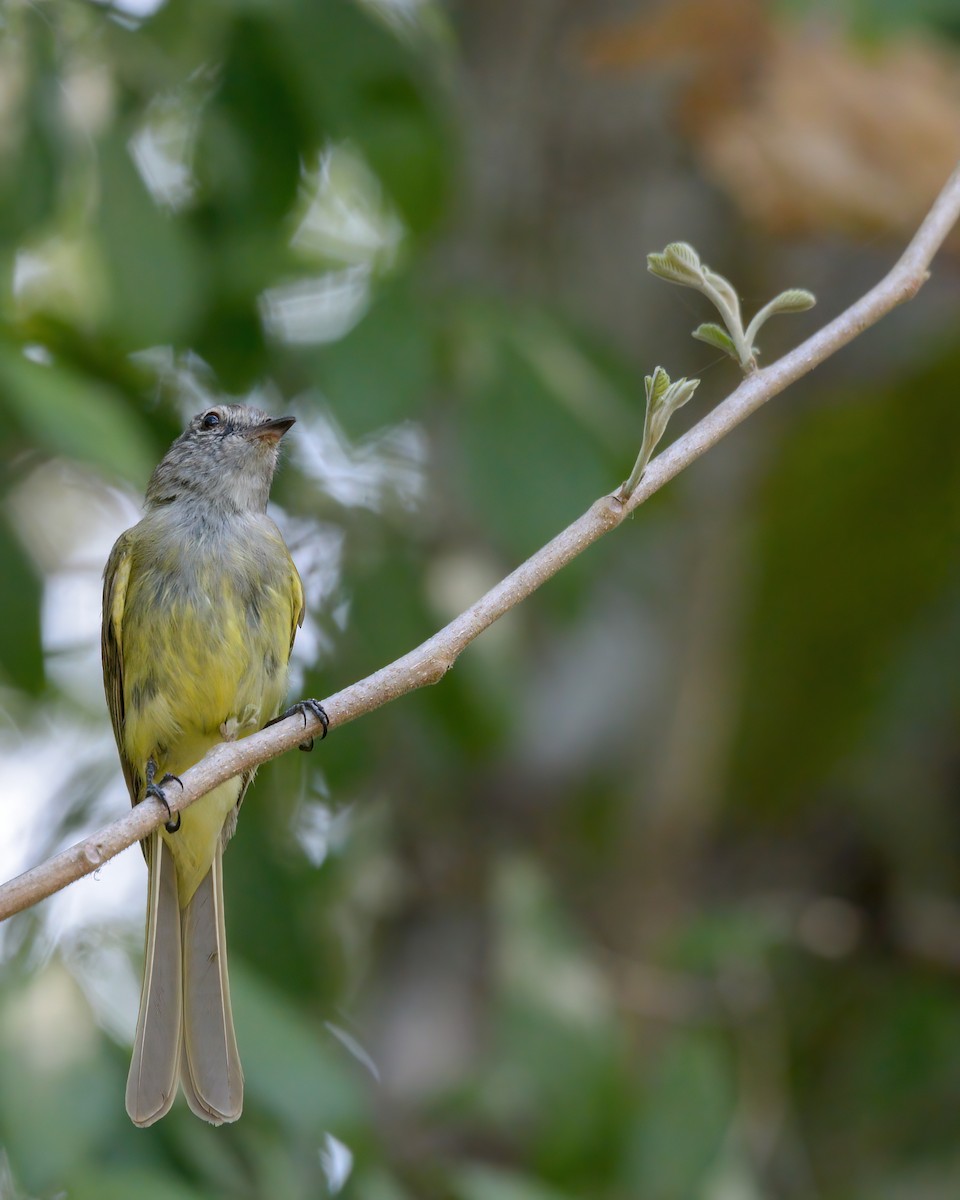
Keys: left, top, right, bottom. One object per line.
{"left": 126, "top": 832, "right": 182, "bottom": 1127}
{"left": 126, "top": 836, "right": 243, "bottom": 1126}
{"left": 179, "top": 843, "right": 243, "bottom": 1124}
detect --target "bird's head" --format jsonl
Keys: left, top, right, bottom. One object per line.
{"left": 145, "top": 405, "right": 295, "bottom": 514}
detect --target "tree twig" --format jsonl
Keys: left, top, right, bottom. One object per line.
{"left": 2, "top": 161, "right": 960, "bottom": 925}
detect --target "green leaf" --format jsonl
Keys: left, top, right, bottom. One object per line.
{"left": 621, "top": 368, "right": 700, "bottom": 498}
{"left": 280, "top": 0, "right": 451, "bottom": 236}
{"left": 453, "top": 1164, "right": 575, "bottom": 1200}
{"left": 744, "top": 288, "right": 816, "bottom": 352}
{"left": 647, "top": 242, "right": 703, "bottom": 286}
{"left": 66, "top": 1170, "right": 208, "bottom": 1200}
{"left": 765, "top": 287, "right": 816, "bottom": 315}
{"left": 729, "top": 347, "right": 960, "bottom": 809}
{"left": 622, "top": 1031, "right": 735, "bottom": 1194}
{"left": 644, "top": 365, "right": 672, "bottom": 409}
{"left": 664, "top": 377, "right": 700, "bottom": 413}
{"left": 692, "top": 322, "right": 738, "bottom": 358}
{"left": 0, "top": 9, "right": 62, "bottom": 241}
{"left": 0, "top": 514, "right": 44, "bottom": 694}
{"left": 231, "top": 963, "right": 366, "bottom": 1135}
{"left": 663, "top": 241, "right": 699, "bottom": 264}
{"left": 193, "top": 14, "right": 306, "bottom": 225}
{"left": 662, "top": 241, "right": 702, "bottom": 277}
{"left": 0, "top": 345, "right": 156, "bottom": 485}
{"left": 457, "top": 305, "right": 614, "bottom": 556}
{"left": 0, "top": 968, "right": 117, "bottom": 1195}
{"left": 95, "top": 134, "right": 203, "bottom": 350}
{"left": 310, "top": 276, "right": 435, "bottom": 435}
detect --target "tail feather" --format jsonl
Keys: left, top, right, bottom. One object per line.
{"left": 180, "top": 845, "right": 243, "bottom": 1124}
{"left": 126, "top": 833, "right": 182, "bottom": 1127}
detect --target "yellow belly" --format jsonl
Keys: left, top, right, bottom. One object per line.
{"left": 157, "top": 739, "right": 245, "bottom": 908}
{"left": 121, "top": 558, "right": 292, "bottom": 905}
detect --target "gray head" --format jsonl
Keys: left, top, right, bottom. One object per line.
{"left": 145, "top": 404, "right": 295, "bottom": 514}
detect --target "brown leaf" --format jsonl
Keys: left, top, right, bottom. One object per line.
{"left": 580, "top": 2, "right": 960, "bottom": 240}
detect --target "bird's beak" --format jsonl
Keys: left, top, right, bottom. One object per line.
{"left": 247, "top": 415, "right": 296, "bottom": 444}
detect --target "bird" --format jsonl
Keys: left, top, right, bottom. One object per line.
{"left": 101, "top": 403, "right": 326, "bottom": 1127}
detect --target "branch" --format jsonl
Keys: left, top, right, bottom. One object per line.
{"left": 3, "top": 161, "right": 960, "bottom": 924}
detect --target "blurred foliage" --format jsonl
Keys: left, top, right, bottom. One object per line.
{"left": 2, "top": 2, "right": 960, "bottom": 1200}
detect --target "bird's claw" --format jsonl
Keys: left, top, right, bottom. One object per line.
{"left": 269, "top": 699, "right": 329, "bottom": 751}
{"left": 145, "top": 764, "right": 184, "bottom": 833}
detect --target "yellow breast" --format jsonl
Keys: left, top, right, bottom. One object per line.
{"left": 118, "top": 512, "right": 299, "bottom": 903}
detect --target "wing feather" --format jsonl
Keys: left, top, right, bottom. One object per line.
{"left": 289, "top": 557, "right": 305, "bottom": 654}
{"left": 101, "top": 533, "right": 141, "bottom": 806}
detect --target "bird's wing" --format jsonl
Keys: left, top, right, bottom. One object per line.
{"left": 289, "top": 556, "right": 305, "bottom": 655}
{"left": 102, "top": 533, "right": 142, "bottom": 806}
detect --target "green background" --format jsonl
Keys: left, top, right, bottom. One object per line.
{"left": 2, "top": 1, "right": 960, "bottom": 1197}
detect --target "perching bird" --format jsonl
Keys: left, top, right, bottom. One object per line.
{"left": 102, "top": 404, "right": 326, "bottom": 1127}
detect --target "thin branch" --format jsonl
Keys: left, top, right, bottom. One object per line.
{"left": 3, "top": 161, "right": 960, "bottom": 925}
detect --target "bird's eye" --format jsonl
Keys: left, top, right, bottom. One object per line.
{"left": 200, "top": 411, "right": 221, "bottom": 430}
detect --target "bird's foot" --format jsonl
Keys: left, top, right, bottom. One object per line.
{"left": 144, "top": 758, "right": 184, "bottom": 833}
{"left": 268, "top": 699, "right": 329, "bottom": 751}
